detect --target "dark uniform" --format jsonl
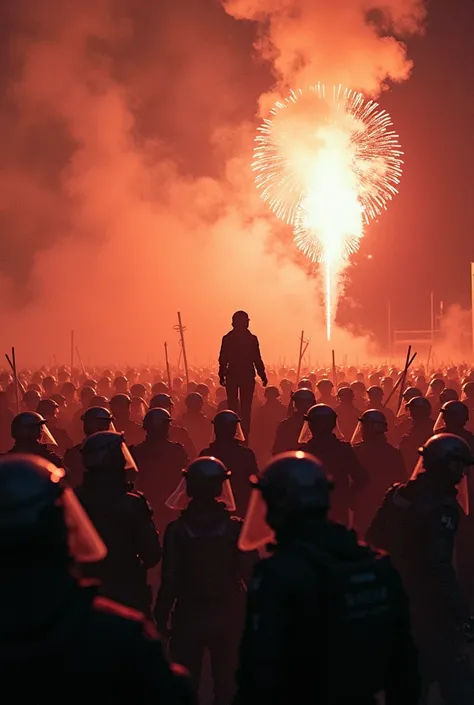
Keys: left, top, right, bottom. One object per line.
{"left": 77, "top": 432, "right": 162, "bottom": 616}
{"left": 300, "top": 435, "right": 368, "bottom": 525}
{"left": 398, "top": 418, "right": 434, "bottom": 474}
{"left": 132, "top": 438, "right": 188, "bottom": 531}
{"left": 367, "top": 434, "right": 474, "bottom": 704}
{"left": 64, "top": 443, "right": 85, "bottom": 487}
{"left": 0, "top": 453, "right": 194, "bottom": 705}
{"left": 155, "top": 457, "right": 257, "bottom": 705}
{"left": 235, "top": 452, "right": 420, "bottom": 705}
{"left": 170, "top": 423, "right": 196, "bottom": 461}
{"left": 353, "top": 437, "right": 406, "bottom": 537}
{"left": 218, "top": 311, "right": 267, "bottom": 440}
{"left": 273, "top": 414, "right": 305, "bottom": 455}
{"left": 8, "top": 440, "right": 63, "bottom": 468}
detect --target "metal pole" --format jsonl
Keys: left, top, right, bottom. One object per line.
{"left": 164, "top": 342, "right": 172, "bottom": 391}
{"left": 296, "top": 331, "right": 304, "bottom": 383}
{"left": 177, "top": 312, "right": 189, "bottom": 388}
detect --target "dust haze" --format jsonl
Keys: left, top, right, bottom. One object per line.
{"left": 0, "top": 0, "right": 426, "bottom": 367}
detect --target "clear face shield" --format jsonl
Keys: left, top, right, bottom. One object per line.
{"left": 433, "top": 411, "right": 445, "bottom": 434}
{"left": 238, "top": 485, "right": 275, "bottom": 551}
{"left": 121, "top": 441, "right": 139, "bottom": 473}
{"left": 211, "top": 421, "right": 245, "bottom": 443}
{"left": 40, "top": 422, "right": 58, "bottom": 447}
{"left": 350, "top": 419, "right": 387, "bottom": 445}
{"left": 46, "top": 465, "right": 107, "bottom": 562}
{"left": 165, "top": 476, "right": 236, "bottom": 512}
{"left": 298, "top": 420, "right": 343, "bottom": 444}
{"left": 411, "top": 455, "right": 470, "bottom": 515}
{"left": 83, "top": 436, "right": 138, "bottom": 473}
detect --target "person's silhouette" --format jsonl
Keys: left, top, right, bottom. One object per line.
{"left": 218, "top": 311, "right": 267, "bottom": 440}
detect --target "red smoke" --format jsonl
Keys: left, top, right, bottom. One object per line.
{"left": 0, "top": 0, "right": 426, "bottom": 367}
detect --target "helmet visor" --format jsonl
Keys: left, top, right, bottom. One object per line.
{"left": 298, "top": 419, "right": 343, "bottom": 444}
{"left": 41, "top": 423, "right": 58, "bottom": 446}
{"left": 298, "top": 420, "right": 311, "bottom": 445}
{"left": 433, "top": 411, "right": 445, "bottom": 433}
{"left": 61, "top": 488, "right": 107, "bottom": 562}
{"left": 165, "top": 477, "right": 236, "bottom": 512}
{"left": 210, "top": 421, "right": 245, "bottom": 443}
{"left": 351, "top": 421, "right": 363, "bottom": 446}
{"left": 122, "top": 442, "right": 139, "bottom": 473}
{"left": 238, "top": 488, "right": 275, "bottom": 552}
{"left": 410, "top": 455, "right": 469, "bottom": 515}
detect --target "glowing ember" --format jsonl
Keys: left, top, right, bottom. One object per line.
{"left": 253, "top": 83, "right": 403, "bottom": 340}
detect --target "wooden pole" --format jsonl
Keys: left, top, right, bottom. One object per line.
{"left": 12, "top": 347, "right": 20, "bottom": 414}
{"left": 177, "top": 312, "right": 189, "bottom": 388}
{"left": 296, "top": 331, "right": 304, "bottom": 383}
{"left": 75, "top": 346, "right": 86, "bottom": 377}
{"left": 164, "top": 342, "right": 172, "bottom": 391}
{"left": 426, "top": 345, "right": 432, "bottom": 375}
{"left": 384, "top": 351, "right": 417, "bottom": 409}
{"left": 396, "top": 346, "right": 412, "bottom": 414}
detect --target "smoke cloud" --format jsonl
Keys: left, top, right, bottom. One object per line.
{"left": 223, "top": 0, "right": 426, "bottom": 111}
{"left": 0, "top": 0, "right": 426, "bottom": 368}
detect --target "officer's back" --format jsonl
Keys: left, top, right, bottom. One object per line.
{"left": 77, "top": 431, "right": 161, "bottom": 615}
{"left": 0, "top": 454, "right": 193, "bottom": 704}
{"left": 235, "top": 452, "right": 420, "bottom": 705}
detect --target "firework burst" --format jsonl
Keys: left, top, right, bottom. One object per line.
{"left": 253, "top": 84, "right": 403, "bottom": 340}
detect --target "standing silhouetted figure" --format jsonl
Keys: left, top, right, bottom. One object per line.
{"left": 218, "top": 311, "right": 267, "bottom": 441}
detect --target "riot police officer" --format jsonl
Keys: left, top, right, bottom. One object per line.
{"left": 235, "top": 452, "right": 420, "bottom": 705}
{"left": 398, "top": 396, "right": 434, "bottom": 474}
{"left": 132, "top": 408, "right": 188, "bottom": 532}
{"left": 64, "top": 406, "right": 115, "bottom": 488}
{"left": 272, "top": 388, "right": 315, "bottom": 455}
{"left": 200, "top": 410, "right": 258, "bottom": 516}
{"left": 155, "top": 457, "right": 257, "bottom": 705}
{"left": 0, "top": 454, "right": 193, "bottom": 702}
{"left": 150, "top": 393, "right": 196, "bottom": 459}
{"left": 367, "top": 434, "right": 474, "bottom": 704}
{"left": 8, "top": 412, "right": 63, "bottom": 468}
{"left": 299, "top": 404, "right": 368, "bottom": 526}
{"left": 77, "top": 431, "right": 162, "bottom": 616}
{"left": 352, "top": 409, "right": 406, "bottom": 537}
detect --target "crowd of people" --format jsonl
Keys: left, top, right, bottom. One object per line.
{"left": 2, "top": 310, "right": 474, "bottom": 703}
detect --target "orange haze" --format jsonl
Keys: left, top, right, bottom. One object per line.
{"left": 0, "top": 0, "right": 426, "bottom": 367}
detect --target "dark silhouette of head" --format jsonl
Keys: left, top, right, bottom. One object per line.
{"left": 232, "top": 311, "right": 250, "bottom": 330}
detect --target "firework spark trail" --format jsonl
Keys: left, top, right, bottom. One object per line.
{"left": 253, "top": 83, "right": 403, "bottom": 340}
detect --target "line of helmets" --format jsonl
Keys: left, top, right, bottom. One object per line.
{"left": 2, "top": 387, "right": 474, "bottom": 563}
